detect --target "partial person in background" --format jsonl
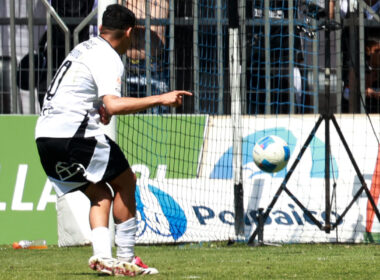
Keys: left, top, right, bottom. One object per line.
{"left": 1, "top": 0, "right": 47, "bottom": 113}
{"left": 329, "top": 0, "right": 380, "bottom": 112}
{"left": 365, "top": 39, "right": 380, "bottom": 99}
{"left": 363, "top": 0, "right": 380, "bottom": 112}
{"left": 17, "top": 0, "right": 96, "bottom": 110}
{"left": 124, "top": 0, "right": 170, "bottom": 114}
{"left": 35, "top": 4, "right": 192, "bottom": 276}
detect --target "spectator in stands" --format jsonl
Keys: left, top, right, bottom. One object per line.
{"left": 330, "top": 0, "right": 380, "bottom": 112}
{"left": 364, "top": 0, "right": 380, "bottom": 113}
{"left": 365, "top": 40, "right": 380, "bottom": 99}
{"left": 124, "top": 0, "right": 170, "bottom": 114}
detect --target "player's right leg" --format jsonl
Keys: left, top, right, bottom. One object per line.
{"left": 84, "top": 182, "right": 115, "bottom": 275}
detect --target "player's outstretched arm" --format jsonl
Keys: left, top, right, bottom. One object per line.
{"left": 101, "top": 90, "right": 192, "bottom": 117}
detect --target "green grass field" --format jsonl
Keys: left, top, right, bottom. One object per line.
{"left": 0, "top": 242, "right": 379, "bottom": 280}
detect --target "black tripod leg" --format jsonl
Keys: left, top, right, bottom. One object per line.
{"left": 247, "top": 115, "right": 324, "bottom": 245}
{"left": 282, "top": 187, "right": 324, "bottom": 230}
{"left": 332, "top": 185, "right": 366, "bottom": 229}
{"left": 331, "top": 115, "right": 380, "bottom": 226}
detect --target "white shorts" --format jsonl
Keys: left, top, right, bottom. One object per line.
{"left": 36, "top": 134, "right": 130, "bottom": 197}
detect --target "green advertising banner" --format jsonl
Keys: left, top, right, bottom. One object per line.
{"left": 0, "top": 115, "right": 207, "bottom": 245}
{"left": 0, "top": 116, "right": 58, "bottom": 245}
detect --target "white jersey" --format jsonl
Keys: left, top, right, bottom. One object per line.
{"left": 35, "top": 36, "right": 123, "bottom": 139}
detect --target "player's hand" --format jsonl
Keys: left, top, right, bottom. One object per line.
{"left": 160, "top": 90, "right": 193, "bottom": 107}
{"left": 99, "top": 104, "right": 111, "bottom": 125}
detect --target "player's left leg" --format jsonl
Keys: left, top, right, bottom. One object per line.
{"left": 108, "top": 168, "right": 159, "bottom": 275}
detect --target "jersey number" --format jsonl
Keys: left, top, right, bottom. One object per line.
{"left": 46, "top": 60, "right": 72, "bottom": 101}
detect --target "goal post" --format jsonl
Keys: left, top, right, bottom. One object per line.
{"left": 229, "top": 0, "right": 245, "bottom": 240}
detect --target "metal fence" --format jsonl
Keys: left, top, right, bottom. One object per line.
{"left": 1, "top": 0, "right": 380, "bottom": 115}
{"left": 0, "top": 0, "right": 96, "bottom": 114}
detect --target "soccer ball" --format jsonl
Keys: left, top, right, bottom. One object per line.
{"left": 253, "top": 135, "right": 290, "bottom": 173}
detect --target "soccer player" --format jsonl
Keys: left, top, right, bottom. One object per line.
{"left": 35, "top": 4, "right": 192, "bottom": 276}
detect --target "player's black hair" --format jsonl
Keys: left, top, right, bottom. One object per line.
{"left": 102, "top": 4, "right": 136, "bottom": 30}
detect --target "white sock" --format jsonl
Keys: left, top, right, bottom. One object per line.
{"left": 115, "top": 217, "right": 136, "bottom": 262}
{"left": 91, "top": 226, "right": 112, "bottom": 258}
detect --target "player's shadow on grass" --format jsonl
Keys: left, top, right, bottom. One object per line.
{"left": 64, "top": 272, "right": 110, "bottom": 278}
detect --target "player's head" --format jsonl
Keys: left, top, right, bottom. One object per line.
{"left": 100, "top": 4, "right": 136, "bottom": 53}
{"left": 101, "top": 4, "right": 135, "bottom": 39}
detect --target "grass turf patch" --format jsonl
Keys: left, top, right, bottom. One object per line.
{"left": 0, "top": 243, "right": 379, "bottom": 279}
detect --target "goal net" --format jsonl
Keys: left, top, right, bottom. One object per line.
{"left": 116, "top": 0, "right": 380, "bottom": 244}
